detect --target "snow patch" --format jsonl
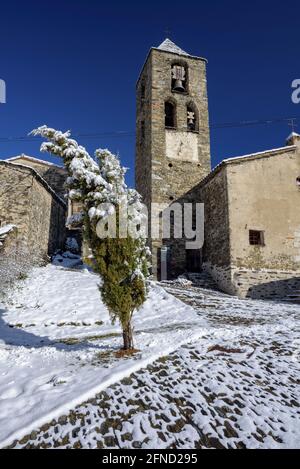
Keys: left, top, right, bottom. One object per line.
{"left": 0, "top": 264, "right": 206, "bottom": 447}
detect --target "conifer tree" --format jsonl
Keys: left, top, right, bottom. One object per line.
{"left": 31, "top": 126, "right": 150, "bottom": 350}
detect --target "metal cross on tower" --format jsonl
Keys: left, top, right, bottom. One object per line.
{"left": 288, "top": 118, "right": 298, "bottom": 133}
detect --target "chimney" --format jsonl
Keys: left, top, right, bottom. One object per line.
{"left": 286, "top": 132, "right": 300, "bottom": 146}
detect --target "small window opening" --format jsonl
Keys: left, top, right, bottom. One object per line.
{"left": 141, "top": 83, "right": 145, "bottom": 99}
{"left": 165, "top": 101, "right": 176, "bottom": 128}
{"left": 187, "top": 106, "right": 196, "bottom": 131}
{"left": 171, "top": 64, "right": 186, "bottom": 93}
{"left": 296, "top": 176, "right": 300, "bottom": 187}
{"left": 169, "top": 196, "right": 174, "bottom": 201}
{"left": 141, "top": 121, "right": 145, "bottom": 140}
{"left": 249, "top": 230, "right": 265, "bottom": 246}
{"left": 168, "top": 163, "right": 173, "bottom": 168}
{"left": 187, "top": 103, "right": 199, "bottom": 132}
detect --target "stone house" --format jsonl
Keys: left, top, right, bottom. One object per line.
{"left": 7, "top": 154, "right": 67, "bottom": 197}
{"left": 189, "top": 134, "right": 300, "bottom": 299}
{"left": 0, "top": 155, "right": 67, "bottom": 281}
{"left": 135, "top": 39, "right": 300, "bottom": 300}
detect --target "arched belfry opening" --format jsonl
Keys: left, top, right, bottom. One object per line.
{"left": 187, "top": 102, "right": 199, "bottom": 132}
{"left": 171, "top": 61, "right": 188, "bottom": 93}
{"left": 165, "top": 100, "right": 176, "bottom": 129}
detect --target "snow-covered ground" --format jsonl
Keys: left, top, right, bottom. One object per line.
{"left": 0, "top": 224, "right": 16, "bottom": 243}
{"left": 0, "top": 264, "right": 207, "bottom": 448}
{"left": 0, "top": 266, "right": 300, "bottom": 449}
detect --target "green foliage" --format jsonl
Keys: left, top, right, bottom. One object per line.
{"left": 32, "top": 126, "right": 150, "bottom": 349}
{"left": 87, "top": 232, "right": 147, "bottom": 328}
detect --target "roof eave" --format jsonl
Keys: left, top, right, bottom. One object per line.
{"left": 0, "top": 160, "right": 66, "bottom": 207}
{"left": 7, "top": 155, "right": 65, "bottom": 171}
{"left": 198, "top": 145, "right": 298, "bottom": 188}
{"left": 152, "top": 46, "right": 208, "bottom": 63}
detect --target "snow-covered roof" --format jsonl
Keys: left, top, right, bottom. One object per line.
{"left": 137, "top": 38, "right": 207, "bottom": 85}
{"left": 0, "top": 224, "right": 16, "bottom": 246}
{"left": 154, "top": 38, "right": 206, "bottom": 61}
{"left": 199, "top": 144, "right": 297, "bottom": 187}
{"left": 286, "top": 132, "right": 300, "bottom": 142}
{"left": 7, "top": 154, "right": 64, "bottom": 170}
{"left": 0, "top": 224, "right": 16, "bottom": 237}
{"left": 0, "top": 160, "right": 66, "bottom": 207}
{"left": 222, "top": 145, "right": 297, "bottom": 165}
{"left": 157, "top": 38, "right": 190, "bottom": 57}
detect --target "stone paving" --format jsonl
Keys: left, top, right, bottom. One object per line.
{"left": 6, "top": 284, "right": 300, "bottom": 449}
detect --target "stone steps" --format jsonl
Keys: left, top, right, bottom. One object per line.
{"left": 278, "top": 288, "right": 300, "bottom": 303}
{"left": 281, "top": 293, "right": 300, "bottom": 303}
{"left": 186, "top": 272, "right": 219, "bottom": 291}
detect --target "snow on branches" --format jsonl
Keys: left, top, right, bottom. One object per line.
{"left": 31, "top": 126, "right": 146, "bottom": 230}
{"left": 31, "top": 125, "right": 150, "bottom": 288}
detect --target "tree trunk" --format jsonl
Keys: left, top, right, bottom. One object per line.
{"left": 123, "top": 321, "right": 134, "bottom": 350}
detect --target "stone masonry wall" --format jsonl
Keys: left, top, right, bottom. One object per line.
{"left": 196, "top": 144, "right": 300, "bottom": 300}
{"left": 203, "top": 263, "right": 235, "bottom": 295}
{"left": 28, "top": 174, "right": 66, "bottom": 256}
{"left": 0, "top": 163, "right": 32, "bottom": 251}
{"left": 194, "top": 166, "right": 231, "bottom": 267}
{"left": 135, "top": 55, "right": 153, "bottom": 229}
{"left": 9, "top": 156, "right": 67, "bottom": 198}
{"left": 227, "top": 144, "right": 300, "bottom": 299}
{"left": 179, "top": 165, "right": 233, "bottom": 290}
{"left": 232, "top": 267, "right": 300, "bottom": 299}
{"left": 202, "top": 263, "right": 300, "bottom": 300}
{"left": 0, "top": 162, "right": 66, "bottom": 282}
{"left": 136, "top": 46, "right": 211, "bottom": 278}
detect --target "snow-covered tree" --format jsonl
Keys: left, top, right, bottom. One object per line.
{"left": 31, "top": 126, "right": 150, "bottom": 350}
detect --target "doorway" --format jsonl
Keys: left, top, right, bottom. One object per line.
{"left": 186, "top": 249, "right": 202, "bottom": 273}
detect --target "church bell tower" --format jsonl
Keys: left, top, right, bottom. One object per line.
{"left": 135, "top": 38, "right": 211, "bottom": 279}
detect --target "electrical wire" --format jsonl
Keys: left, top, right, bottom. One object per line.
{"left": 0, "top": 115, "right": 298, "bottom": 143}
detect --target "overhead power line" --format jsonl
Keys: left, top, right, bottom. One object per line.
{"left": 0, "top": 115, "right": 299, "bottom": 144}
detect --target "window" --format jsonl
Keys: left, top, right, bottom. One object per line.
{"left": 187, "top": 103, "right": 198, "bottom": 132}
{"left": 141, "top": 120, "right": 145, "bottom": 140}
{"left": 165, "top": 101, "right": 176, "bottom": 128}
{"left": 249, "top": 230, "right": 265, "bottom": 246}
{"left": 296, "top": 176, "right": 300, "bottom": 187}
{"left": 141, "top": 82, "right": 145, "bottom": 99}
{"left": 171, "top": 63, "right": 187, "bottom": 93}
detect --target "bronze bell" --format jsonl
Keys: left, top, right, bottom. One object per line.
{"left": 173, "top": 79, "right": 185, "bottom": 92}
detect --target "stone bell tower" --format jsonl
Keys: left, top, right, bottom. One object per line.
{"left": 135, "top": 38, "right": 211, "bottom": 279}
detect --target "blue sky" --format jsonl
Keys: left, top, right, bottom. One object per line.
{"left": 0, "top": 0, "right": 299, "bottom": 186}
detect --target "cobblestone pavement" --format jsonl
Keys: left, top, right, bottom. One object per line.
{"left": 6, "top": 284, "right": 300, "bottom": 449}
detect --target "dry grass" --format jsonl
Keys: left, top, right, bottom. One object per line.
{"left": 207, "top": 345, "right": 244, "bottom": 354}
{"left": 115, "top": 348, "right": 140, "bottom": 359}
